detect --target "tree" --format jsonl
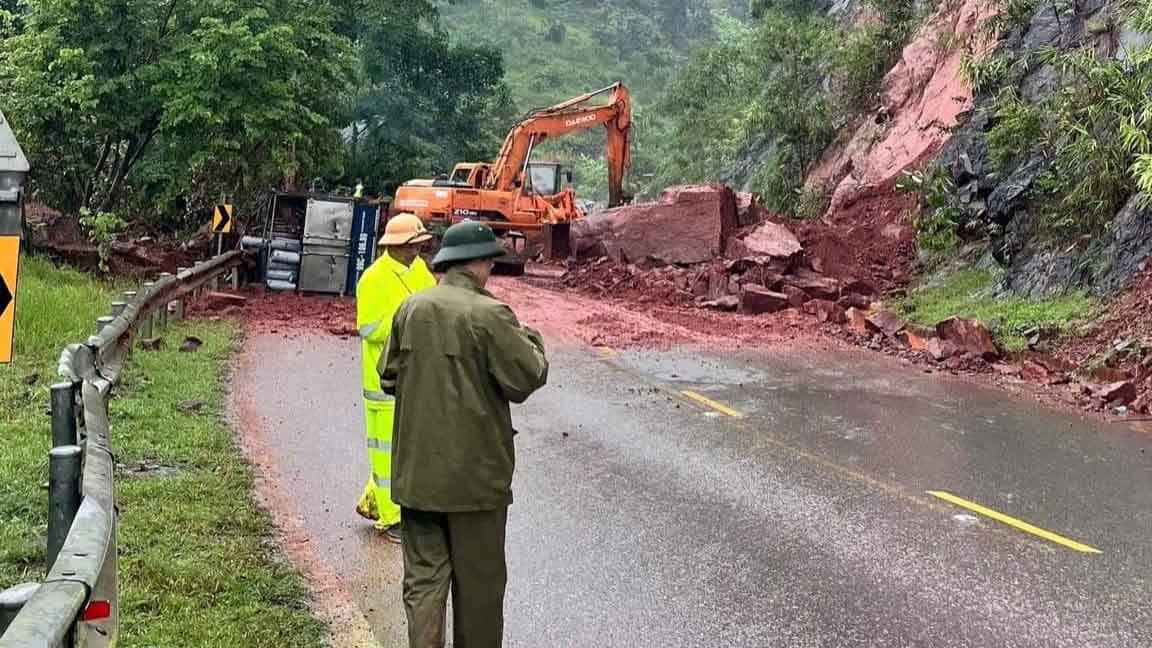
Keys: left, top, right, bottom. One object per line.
{"left": 0, "top": 0, "right": 354, "bottom": 228}
{"left": 339, "top": 0, "right": 512, "bottom": 193}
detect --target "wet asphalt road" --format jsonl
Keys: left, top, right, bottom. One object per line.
{"left": 236, "top": 332, "right": 1152, "bottom": 647}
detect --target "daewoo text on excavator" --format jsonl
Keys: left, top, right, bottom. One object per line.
{"left": 393, "top": 82, "right": 632, "bottom": 264}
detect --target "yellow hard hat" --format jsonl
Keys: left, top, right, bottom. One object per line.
{"left": 379, "top": 213, "right": 433, "bottom": 247}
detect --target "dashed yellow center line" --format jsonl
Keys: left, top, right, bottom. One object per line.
{"left": 592, "top": 346, "right": 1100, "bottom": 556}
{"left": 680, "top": 390, "right": 745, "bottom": 418}
{"left": 927, "top": 490, "right": 1102, "bottom": 554}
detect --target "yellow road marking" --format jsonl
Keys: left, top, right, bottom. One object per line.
{"left": 596, "top": 346, "right": 618, "bottom": 358}
{"left": 681, "top": 390, "right": 745, "bottom": 418}
{"left": 591, "top": 352, "right": 1097, "bottom": 555}
{"left": 927, "top": 491, "right": 1102, "bottom": 554}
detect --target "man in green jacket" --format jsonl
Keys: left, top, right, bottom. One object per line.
{"left": 380, "top": 221, "right": 548, "bottom": 648}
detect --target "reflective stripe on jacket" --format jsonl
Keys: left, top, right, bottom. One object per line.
{"left": 357, "top": 252, "right": 436, "bottom": 399}
{"left": 381, "top": 268, "right": 549, "bottom": 512}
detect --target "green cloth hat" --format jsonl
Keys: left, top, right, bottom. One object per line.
{"left": 432, "top": 221, "right": 505, "bottom": 271}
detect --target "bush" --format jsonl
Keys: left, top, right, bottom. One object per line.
{"left": 78, "top": 209, "right": 127, "bottom": 271}
{"left": 986, "top": 87, "right": 1043, "bottom": 170}
{"left": 897, "top": 168, "right": 984, "bottom": 252}
{"left": 794, "top": 186, "right": 830, "bottom": 220}
{"left": 1033, "top": 46, "right": 1152, "bottom": 235}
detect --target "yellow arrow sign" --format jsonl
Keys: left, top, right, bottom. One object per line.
{"left": 0, "top": 236, "right": 21, "bottom": 364}
{"left": 212, "top": 204, "right": 234, "bottom": 234}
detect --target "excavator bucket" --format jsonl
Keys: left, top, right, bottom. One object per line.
{"left": 541, "top": 223, "right": 571, "bottom": 261}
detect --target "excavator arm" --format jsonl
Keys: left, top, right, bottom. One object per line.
{"left": 486, "top": 82, "right": 632, "bottom": 207}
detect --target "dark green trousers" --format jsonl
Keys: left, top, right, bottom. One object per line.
{"left": 401, "top": 507, "right": 509, "bottom": 648}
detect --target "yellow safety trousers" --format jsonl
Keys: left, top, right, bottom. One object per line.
{"left": 361, "top": 399, "right": 400, "bottom": 529}
{"left": 355, "top": 252, "right": 435, "bottom": 530}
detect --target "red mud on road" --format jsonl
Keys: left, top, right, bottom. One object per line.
{"left": 494, "top": 278, "right": 834, "bottom": 352}
{"left": 191, "top": 287, "right": 360, "bottom": 337}
{"left": 197, "top": 276, "right": 1152, "bottom": 426}
{"left": 201, "top": 278, "right": 834, "bottom": 353}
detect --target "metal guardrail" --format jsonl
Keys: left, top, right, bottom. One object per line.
{"left": 0, "top": 251, "right": 248, "bottom": 647}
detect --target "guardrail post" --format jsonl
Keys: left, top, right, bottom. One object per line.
{"left": 138, "top": 282, "right": 155, "bottom": 339}
{"left": 95, "top": 316, "right": 114, "bottom": 336}
{"left": 158, "top": 273, "right": 174, "bottom": 331}
{"left": 50, "top": 383, "right": 78, "bottom": 448}
{"left": 121, "top": 292, "right": 139, "bottom": 357}
{"left": 110, "top": 301, "right": 127, "bottom": 318}
{"left": 72, "top": 380, "right": 85, "bottom": 441}
{"left": 0, "top": 583, "right": 40, "bottom": 636}
{"left": 173, "top": 268, "right": 188, "bottom": 321}
{"left": 47, "top": 445, "right": 83, "bottom": 570}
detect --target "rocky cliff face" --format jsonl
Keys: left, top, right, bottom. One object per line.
{"left": 736, "top": 0, "right": 1151, "bottom": 297}
{"left": 810, "top": 0, "right": 996, "bottom": 215}
{"left": 934, "top": 0, "right": 1152, "bottom": 297}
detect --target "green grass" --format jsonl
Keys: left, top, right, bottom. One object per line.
{"left": 1, "top": 256, "right": 324, "bottom": 647}
{"left": 895, "top": 269, "right": 1098, "bottom": 351}
{"left": 1, "top": 256, "right": 116, "bottom": 584}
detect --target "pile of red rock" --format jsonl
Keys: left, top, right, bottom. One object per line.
{"left": 837, "top": 305, "right": 1002, "bottom": 366}
{"left": 568, "top": 183, "right": 878, "bottom": 312}
{"left": 564, "top": 183, "right": 1152, "bottom": 417}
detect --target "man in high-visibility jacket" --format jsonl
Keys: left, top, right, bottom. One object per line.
{"left": 354, "top": 213, "right": 436, "bottom": 542}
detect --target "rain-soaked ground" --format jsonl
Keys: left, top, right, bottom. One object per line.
{"left": 233, "top": 331, "right": 1152, "bottom": 647}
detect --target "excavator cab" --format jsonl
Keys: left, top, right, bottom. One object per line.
{"left": 524, "top": 162, "right": 572, "bottom": 196}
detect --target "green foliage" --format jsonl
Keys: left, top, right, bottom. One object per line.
{"left": 960, "top": 52, "right": 1013, "bottom": 94}
{"left": 647, "top": 0, "right": 932, "bottom": 213}
{"left": 648, "top": 9, "right": 839, "bottom": 212}
{"left": 0, "top": 0, "right": 356, "bottom": 229}
{"left": 794, "top": 186, "right": 831, "bottom": 220}
{"left": 0, "top": 0, "right": 20, "bottom": 37}
{"left": 78, "top": 208, "right": 127, "bottom": 271}
{"left": 834, "top": 0, "right": 922, "bottom": 111}
{"left": 114, "top": 320, "right": 325, "bottom": 646}
{"left": 342, "top": 0, "right": 514, "bottom": 192}
{"left": 897, "top": 167, "right": 985, "bottom": 252}
{"left": 1032, "top": 45, "right": 1152, "bottom": 234}
{"left": 836, "top": 24, "right": 900, "bottom": 111}
{"left": 896, "top": 268, "right": 1097, "bottom": 350}
{"left": 959, "top": 0, "right": 1152, "bottom": 237}
{"left": 980, "top": 0, "right": 1040, "bottom": 37}
{"left": 986, "top": 87, "right": 1043, "bottom": 170}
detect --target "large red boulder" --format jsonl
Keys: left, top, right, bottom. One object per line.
{"left": 740, "top": 221, "right": 802, "bottom": 260}
{"left": 866, "top": 310, "right": 906, "bottom": 337}
{"left": 804, "top": 299, "right": 847, "bottom": 324}
{"left": 926, "top": 337, "right": 961, "bottom": 361}
{"left": 845, "top": 308, "right": 874, "bottom": 335}
{"left": 896, "top": 325, "right": 934, "bottom": 352}
{"left": 740, "top": 285, "right": 790, "bottom": 314}
{"left": 935, "top": 317, "right": 1000, "bottom": 361}
{"left": 781, "top": 285, "right": 809, "bottom": 308}
{"left": 782, "top": 268, "right": 841, "bottom": 301}
{"left": 573, "top": 184, "right": 738, "bottom": 265}
{"left": 1098, "top": 381, "right": 1138, "bottom": 405}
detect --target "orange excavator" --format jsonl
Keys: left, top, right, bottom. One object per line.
{"left": 393, "top": 82, "right": 632, "bottom": 259}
